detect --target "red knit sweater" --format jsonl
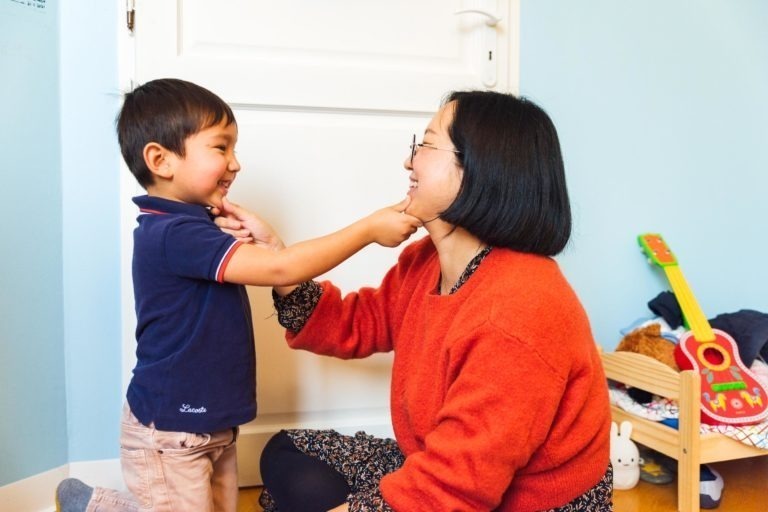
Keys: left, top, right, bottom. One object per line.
{"left": 286, "top": 237, "right": 611, "bottom": 511}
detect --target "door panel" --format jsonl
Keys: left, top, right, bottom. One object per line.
{"left": 136, "top": 0, "right": 516, "bottom": 110}
{"left": 131, "top": 0, "right": 518, "bottom": 485}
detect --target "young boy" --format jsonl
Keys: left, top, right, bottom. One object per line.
{"left": 55, "top": 78, "right": 421, "bottom": 512}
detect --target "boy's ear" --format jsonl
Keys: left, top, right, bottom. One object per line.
{"left": 143, "top": 142, "right": 174, "bottom": 179}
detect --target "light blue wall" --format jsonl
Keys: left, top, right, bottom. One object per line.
{"left": 520, "top": 1, "right": 768, "bottom": 349}
{"left": 0, "top": 0, "right": 121, "bottom": 486}
{"left": 0, "top": 0, "right": 68, "bottom": 485}
{"left": 60, "top": 0, "right": 122, "bottom": 462}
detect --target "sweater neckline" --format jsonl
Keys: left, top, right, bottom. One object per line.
{"left": 435, "top": 245, "right": 493, "bottom": 296}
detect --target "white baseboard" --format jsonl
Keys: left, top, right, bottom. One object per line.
{"left": 68, "top": 459, "right": 124, "bottom": 491}
{"left": 0, "top": 412, "right": 393, "bottom": 508}
{"left": 0, "top": 464, "right": 68, "bottom": 512}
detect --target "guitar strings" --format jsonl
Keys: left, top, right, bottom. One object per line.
{"left": 665, "top": 266, "right": 714, "bottom": 341}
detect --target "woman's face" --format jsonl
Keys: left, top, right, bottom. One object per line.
{"left": 403, "top": 102, "right": 463, "bottom": 223}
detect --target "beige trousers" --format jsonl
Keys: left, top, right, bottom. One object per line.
{"left": 86, "top": 405, "right": 239, "bottom": 512}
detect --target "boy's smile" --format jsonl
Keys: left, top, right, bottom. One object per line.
{"left": 147, "top": 120, "right": 241, "bottom": 209}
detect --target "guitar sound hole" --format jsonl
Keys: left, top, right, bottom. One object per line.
{"left": 703, "top": 347, "right": 725, "bottom": 366}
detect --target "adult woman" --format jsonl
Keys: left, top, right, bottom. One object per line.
{"left": 258, "top": 91, "right": 612, "bottom": 511}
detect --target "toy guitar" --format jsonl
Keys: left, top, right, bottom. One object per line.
{"left": 638, "top": 233, "right": 768, "bottom": 425}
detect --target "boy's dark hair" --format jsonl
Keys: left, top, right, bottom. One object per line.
{"left": 440, "top": 90, "right": 572, "bottom": 256}
{"left": 116, "top": 78, "right": 236, "bottom": 188}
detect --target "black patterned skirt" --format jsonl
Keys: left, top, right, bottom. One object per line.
{"left": 259, "top": 429, "right": 613, "bottom": 512}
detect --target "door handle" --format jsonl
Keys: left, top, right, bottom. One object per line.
{"left": 453, "top": 8, "right": 501, "bottom": 87}
{"left": 453, "top": 8, "right": 502, "bottom": 27}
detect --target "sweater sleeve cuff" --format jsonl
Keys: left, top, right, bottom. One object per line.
{"left": 271, "top": 281, "right": 323, "bottom": 332}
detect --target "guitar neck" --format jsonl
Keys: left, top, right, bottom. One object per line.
{"left": 663, "top": 265, "right": 715, "bottom": 341}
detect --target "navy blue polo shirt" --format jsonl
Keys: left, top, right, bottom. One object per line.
{"left": 127, "top": 195, "right": 256, "bottom": 433}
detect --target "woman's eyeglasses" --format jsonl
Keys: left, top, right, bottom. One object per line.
{"left": 409, "top": 134, "right": 461, "bottom": 164}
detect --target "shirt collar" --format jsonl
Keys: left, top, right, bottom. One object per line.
{"left": 132, "top": 195, "right": 215, "bottom": 220}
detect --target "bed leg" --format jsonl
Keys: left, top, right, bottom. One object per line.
{"left": 678, "top": 370, "right": 701, "bottom": 512}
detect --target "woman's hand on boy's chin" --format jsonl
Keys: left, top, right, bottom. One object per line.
{"left": 214, "top": 197, "right": 286, "bottom": 251}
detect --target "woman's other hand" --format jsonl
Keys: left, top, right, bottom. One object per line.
{"left": 214, "top": 197, "right": 286, "bottom": 251}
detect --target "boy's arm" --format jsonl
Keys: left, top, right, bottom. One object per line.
{"left": 213, "top": 198, "right": 294, "bottom": 295}
{"left": 221, "top": 198, "right": 421, "bottom": 287}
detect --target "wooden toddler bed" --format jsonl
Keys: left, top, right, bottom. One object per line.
{"left": 600, "top": 350, "right": 768, "bottom": 512}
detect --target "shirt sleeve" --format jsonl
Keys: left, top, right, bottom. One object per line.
{"left": 163, "top": 217, "right": 242, "bottom": 282}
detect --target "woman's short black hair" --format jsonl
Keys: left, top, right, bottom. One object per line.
{"left": 116, "top": 78, "right": 236, "bottom": 188}
{"left": 440, "top": 90, "right": 571, "bottom": 256}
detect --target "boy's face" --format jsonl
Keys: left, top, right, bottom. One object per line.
{"left": 157, "top": 120, "right": 240, "bottom": 209}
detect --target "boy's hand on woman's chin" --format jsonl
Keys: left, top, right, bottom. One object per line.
{"left": 366, "top": 196, "right": 422, "bottom": 247}
{"left": 215, "top": 197, "right": 286, "bottom": 251}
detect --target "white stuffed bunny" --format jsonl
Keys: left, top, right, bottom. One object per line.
{"left": 610, "top": 420, "right": 641, "bottom": 490}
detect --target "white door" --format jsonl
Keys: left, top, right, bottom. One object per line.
{"left": 129, "top": 0, "right": 519, "bottom": 485}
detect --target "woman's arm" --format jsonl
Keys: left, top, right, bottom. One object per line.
{"left": 276, "top": 237, "right": 428, "bottom": 360}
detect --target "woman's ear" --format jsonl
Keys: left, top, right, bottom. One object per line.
{"left": 143, "top": 142, "right": 174, "bottom": 179}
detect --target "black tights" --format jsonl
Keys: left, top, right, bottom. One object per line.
{"left": 260, "top": 430, "right": 351, "bottom": 512}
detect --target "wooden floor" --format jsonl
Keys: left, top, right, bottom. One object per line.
{"left": 238, "top": 486, "right": 264, "bottom": 512}
{"left": 238, "top": 455, "right": 768, "bottom": 511}
{"left": 612, "top": 455, "right": 768, "bottom": 512}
